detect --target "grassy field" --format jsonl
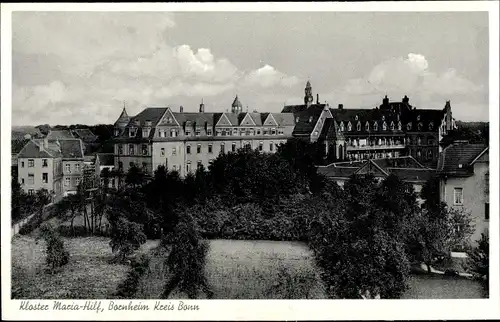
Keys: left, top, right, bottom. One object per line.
{"left": 137, "top": 239, "right": 327, "bottom": 299}
{"left": 11, "top": 235, "right": 157, "bottom": 299}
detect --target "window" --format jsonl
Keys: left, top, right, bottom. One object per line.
{"left": 221, "top": 143, "right": 225, "bottom": 154}
{"left": 142, "top": 162, "right": 148, "bottom": 173}
{"left": 429, "top": 122, "right": 434, "bottom": 131}
{"left": 357, "top": 122, "right": 361, "bottom": 131}
{"left": 295, "top": 116, "right": 299, "bottom": 123}
{"left": 161, "top": 148, "right": 165, "bottom": 157}
{"left": 65, "top": 164, "right": 71, "bottom": 173}
{"left": 42, "top": 159, "right": 48, "bottom": 167}
{"left": 270, "top": 142, "right": 274, "bottom": 152}
{"left": 232, "top": 128, "right": 238, "bottom": 136}
{"left": 28, "top": 159, "right": 34, "bottom": 167}
{"left": 28, "top": 173, "right": 34, "bottom": 185}
{"left": 398, "top": 122, "right": 402, "bottom": 131}
{"left": 21, "top": 161, "right": 25, "bottom": 168}
{"left": 185, "top": 130, "right": 191, "bottom": 136}
{"left": 65, "top": 177, "right": 70, "bottom": 186}
{"left": 76, "top": 177, "right": 81, "bottom": 186}
{"left": 245, "top": 142, "right": 251, "bottom": 149}
{"left": 186, "top": 161, "right": 191, "bottom": 173}
{"left": 28, "top": 189, "right": 35, "bottom": 195}
{"left": 186, "top": 145, "right": 191, "bottom": 154}
{"left": 129, "top": 144, "right": 135, "bottom": 155}
{"left": 142, "top": 144, "right": 148, "bottom": 155}
{"left": 21, "top": 178, "right": 25, "bottom": 184}
{"left": 427, "top": 150, "right": 433, "bottom": 160}
{"left": 485, "top": 203, "right": 489, "bottom": 220}
{"left": 119, "top": 145, "right": 124, "bottom": 155}
{"left": 278, "top": 128, "right": 283, "bottom": 135}
{"left": 308, "top": 116, "right": 313, "bottom": 123}
{"left": 259, "top": 142, "right": 263, "bottom": 151}
{"left": 382, "top": 122, "right": 387, "bottom": 131}
{"left": 129, "top": 128, "right": 137, "bottom": 137}
{"left": 232, "top": 143, "right": 236, "bottom": 152}
{"left": 195, "top": 130, "right": 201, "bottom": 136}
{"left": 418, "top": 123, "right": 423, "bottom": 131}
{"left": 365, "top": 122, "right": 370, "bottom": 131}
{"left": 207, "top": 129, "right": 213, "bottom": 136}
{"left": 142, "top": 128, "right": 150, "bottom": 137}
{"left": 271, "top": 128, "right": 277, "bottom": 135}
{"left": 417, "top": 137, "right": 422, "bottom": 145}
{"left": 197, "top": 144, "right": 201, "bottom": 154}
{"left": 407, "top": 122, "right": 412, "bottom": 131}
{"left": 454, "top": 188, "right": 464, "bottom": 205}
{"left": 373, "top": 122, "right": 378, "bottom": 131}
{"left": 208, "top": 144, "right": 213, "bottom": 154}
{"left": 171, "top": 129, "right": 177, "bottom": 137}
{"left": 340, "top": 122, "right": 344, "bottom": 132}
{"left": 75, "top": 163, "right": 81, "bottom": 172}
{"left": 390, "top": 122, "right": 395, "bottom": 130}
{"left": 347, "top": 122, "right": 352, "bottom": 131}
{"left": 197, "top": 160, "right": 203, "bottom": 168}
{"left": 263, "top": 128, "right": 269, "bottom": 135}
{"left": 172, "top": 147, "right": 177, "bottom": 155}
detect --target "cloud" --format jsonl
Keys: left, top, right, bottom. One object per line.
{"left": 243, "top": 64, "right": 300, "bottom": 88}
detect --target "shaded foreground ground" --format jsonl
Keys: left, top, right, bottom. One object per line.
{"left": 11, "top": 237, "right": 484, "bottom": 299}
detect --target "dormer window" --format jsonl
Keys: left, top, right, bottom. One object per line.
{"left": 295, "top": 116, "right": 299, "bottom": 123}
{"left": 347, "top": 122, "right": 352, "bottom": 131}
{"left": 417, "top": 115, "right": 421, "bottom": 121}
{"left": 382, "top": 122, "right": 387, "bottom": 131}
{"left": 398, "top": 121, "right": 402, "bottom": 130}
{"left": 355, "top": 115, "right": 359, "bottom": 121}
{"left": 382, "top": 115, "right": 385, "bottom": 121}
{"left": 357, "top": 122, "right": 361, "bottom": 131}
{"left": 170, "top": 129, "right": 177, "bottom": 137}
{"left": 339, "top": 122, "right": 344, "bottom": 132}
{"left": 145, "top": 120, "right": 152, "bottom": 127}
{"left": 308, "top": 116, "right": 313, "bottom": 123}
{"left": 167, "top": 117, "right": 173, "bottom": 123}
{"left": 390, "top": 122, "right": 395, "bottom": 130}
{"left": 134, "top": 119, "right": 140, "bottom": 126}
{"left": 429, "top": 122, "right": 434, "bottom": 131}
{"left": 373, "top": 122, "right": 378, "bottom": 131}
{"left": 407, "top": 122, "right": 412, "bottom": 131}
{"left": 142, "top": 128, "right": 150, "bottom": 137}
{"left": 129, "top": 128, "right": 137, "bottom": 137}
{"left": 365, "top": 121, "right": 370, "bottom": 131}
{"left": 418, "top": 123, "right": 423, "bottom": 131}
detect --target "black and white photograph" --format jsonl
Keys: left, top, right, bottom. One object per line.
{"left": 2, "top": 2, "right": 499, "bottom": 320}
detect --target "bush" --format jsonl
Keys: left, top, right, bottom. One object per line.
{"left": 115, "top": 254, "right": 151, "bottom": 299}
{"left": 18, "top": 214, "right": 43, "bottom": 235}
{"left": 37, "top": 223, "right": 70, "bottom": 273}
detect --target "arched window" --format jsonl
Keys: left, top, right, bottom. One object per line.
{"left": 418, "top": 122, "right": 423, "bottom": 131}
{"left": 373, "top": 122, "right": 378, "bottom": 131}
{"left": 398, "top": 121, "right": 402, "bottom": 130}
{"left": 339, "top": 122, "right": 344, "bottom": 132}
{"left": 407, "top": 122, "right": 412, "bottom": 131}
{"left": 338, "top": 144, "right": 344, "bottom": 160}
{"left": 382, "top": 122, "right": 387, "bottom": 131}
{"left": 365, "top": 121, "right": 370, "bottom": 131}
{"left": 357, "top": 122, "right": 361, "bottom": 131}
{"left": 390, "top": 121, "right": 395, "bottom": 130}
{"left": 347, "top": 122, "right": 352, "bottom": 131}
{"left": 417, "top": 136, "right": 422, "bottom": 145}
{"left": 429, "top": 122, "right": 434, "bottom": 131}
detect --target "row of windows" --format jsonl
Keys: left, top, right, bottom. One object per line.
{"left": 20, "top": 159, "right": 49, "bottom": 168}
{"left": 21, "top": 173, "right": 49, "bottom": 185}
{"left": 158, "top": 141, "right": 279, "bottom": 156}
{"left": 118, "top": 144, "right": 149, "bottom": 156}
{"left": 155, "top": 127, "right": 285, "bottom": 138}
{"left": 335, "top": 121, "right": 434, "bottom": 132}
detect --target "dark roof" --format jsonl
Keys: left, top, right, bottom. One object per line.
{"left": 72, "top": 129, "right": 98, "bottom": 142}
{"left": 114, "top": 107, "right": 131, "bottom": 127}
{"left": 11, "top": 126, "right": 43, "bottom": 140}
{"left": 172, "top": 112, "right": 216, "bottom": 127}
{"left": 318, "top": 166, "right": 359, "bottom": 178}
{"left": 58, "top": 139, "right": 85, "bottom": 159}
{"left": 17, "top": 140, "right": 62, "bottom": 158}
{"left": 292, "top": 106, "right": 326, "bottom": 136}
{"left": 437, "top": 143, "right": 488, "bottom": 176}
{"left": 232, "top": 95, "right": 243, "bottom": 108}
{"left": 281, "top": 103, "right": 326, "bottom": 114}
{"left": 122, "top": 107, "right": 168, "bottom": 139}
{"left": 319, "top": 157, "right": 435, "bottom": 183}
{"left": 97, "top": 153, "right": 114, "bottom": 166}
{"left": 46, "top": 130, "right": 75, "bottom": 140}
{"left": 11, "top": 139, "right": 29, "bottom": 154}
{"left": 386, "top": 168, "right": 436, "bottom": 182}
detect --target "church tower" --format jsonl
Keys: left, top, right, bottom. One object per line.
{"left": 231, "top": 95, "right": 243, "bottom": 114}
{"left": 113, "top": 103, "right": 131, "bottom": 137}
{"left": 304, "top": 81, "right": 314, "bottom": 107}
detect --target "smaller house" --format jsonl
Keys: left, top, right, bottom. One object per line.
{"left": 96, "top": 153, "right": 116, "bottom": 188}
{"left": 46, "top": 130, "right": 75, "bottom": 140}
{"left": 437, "top": 141, "right": 489, "bottom": 244}
{"left": 71, "top": 128, "right": 98, "bottom": 143}
{"left": 317, "top": 156, "right": 436, "bottom": 202}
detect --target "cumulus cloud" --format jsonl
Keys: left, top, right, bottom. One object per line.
{"left": 243, "top": 64, "right": 300, "bottom": 88}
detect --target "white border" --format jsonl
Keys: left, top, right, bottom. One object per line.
{"left": 2, "top": 2, "right": 499, "bottom": 320}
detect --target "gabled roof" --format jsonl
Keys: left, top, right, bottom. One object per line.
{"left": 18, "top": 140, "right": 62, "bottom": 158}
{"left": 172, "top": 112, "right": 216, "bottom": 127}
{"left": 292, "top": 106, "right": 326, "bottom": 136}
{"left": 46, "top": 130, "right": 75, "bottom": 140}
{"left": 72, "top": 129, "right": 98, "bottom": 142}
{"left": 281, "top": 103, "right": 326, "bottom": 114}
{"left": 122, "top": 107, "right": 168, "bottom": 139}
{"left": 57, "top": 139, "right": 85, "bottom": 159}
{"left": 272, "top": 113, "right": 295, "bottom": 127}
{"left": 11, "top": 126, "right": 43, "bottom": 140}
{"left": 371, "top": 156, "right": 426, "bottom": 169}
{"left": 437, "top": 142, "right": 488, "bottom": 176}
{"left": 386, "top": 168, "right": 437, "bottom": 182}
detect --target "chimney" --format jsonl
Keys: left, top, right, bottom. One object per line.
{"left": 180, "top": 106, "right": 184, "bottom": 113}
{"left": 338, "top": 104, "right": 344, "bottom": 110}
{"left": 316, "top": 94, "right": 320, "bottom": 104}
{"left": 403, "top": 95, "right": 409, "bottom": 104}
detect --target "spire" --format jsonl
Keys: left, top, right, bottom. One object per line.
{"left": 304, "top": 80, "right": 313, "bottom": 107}
{"left": 232, "top": 94, "right": 243, "bottom": 113}
{"left": 199, "top": 98, "right": 205, "bottom": 113}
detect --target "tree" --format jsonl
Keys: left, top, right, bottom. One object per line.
{"left": 54, "top": 193, "right": 81, "bottom": 235}
{"left": 468, "top": 232, "right": 489, "bottom": 297}
{"left": 125, "top": 165, "right": 146, "bottom": 187}
{"left": 36, "top": 223, "right": 69, "bottom": 273}
{"left": 108, "top": 216, "right": 147, "bottom": 263}
{"left": 161, "top": 211, "right": 213, "bottom": 299}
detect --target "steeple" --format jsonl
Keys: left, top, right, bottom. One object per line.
{"left": 199, "top": 98, "right": 205, "bottom": 113}
{"left": 113, "top": 102, "right": 131, "bottom": 136}
{"left": 304, "top": 80, "right": 314, "bottom": 107}
{"left": 231, "top": 95, "right": 243, "bottom": 114}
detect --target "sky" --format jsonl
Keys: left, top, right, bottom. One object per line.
{"left": 11, "top": 11, "right": 489, "bottom": 126}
